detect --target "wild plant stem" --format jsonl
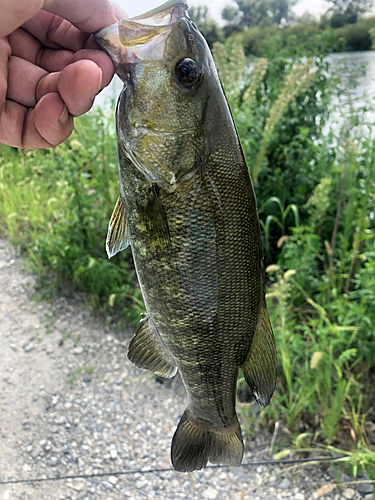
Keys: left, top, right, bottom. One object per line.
{"left": 328, "top": 154, "right": 348, "bottom": 301}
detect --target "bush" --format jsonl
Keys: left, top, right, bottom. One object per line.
{"left": 231, "top": 16, "right": 375, "bottom": 56}
{"left": 334, "top": 17, "right": 375, "bottom": 51}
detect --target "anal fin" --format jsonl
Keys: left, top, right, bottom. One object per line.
{"left": 241, "top": 303, "right": 276, "bottom": 407}
{"left": 128, "top": 318, "right": 177, "bottom": 378}
{"left": 106, "top": 195, "right": 130, "bottom": 258}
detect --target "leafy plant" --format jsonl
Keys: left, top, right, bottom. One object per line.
{"left": 0, "top": 107, "right": 142, "bottom": 328}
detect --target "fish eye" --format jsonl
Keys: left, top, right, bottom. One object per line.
{"left": 175, "top": 58, "right": 200, "bottom": 87}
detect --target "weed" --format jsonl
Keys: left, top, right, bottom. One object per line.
{"left": 66, "top": 367, "right": 82, "bottom": 387}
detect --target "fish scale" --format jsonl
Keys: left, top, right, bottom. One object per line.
{"left": 95, "top": 0, "right": 276, "bottom": 473}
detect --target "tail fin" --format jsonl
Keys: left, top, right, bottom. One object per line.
{"left": 171, "top": 410, "right": 243, "bottom": 472}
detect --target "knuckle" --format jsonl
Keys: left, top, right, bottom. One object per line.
{"left": 46, "top": 15, "right": 68, "bottom": 43}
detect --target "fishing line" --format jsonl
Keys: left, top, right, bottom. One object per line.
{"left": 0, "top": 456, "right": 345, "bottom": 486}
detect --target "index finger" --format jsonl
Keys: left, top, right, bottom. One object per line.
{"left": 43, "top": 0, "right": 127, "bottom": 32}
{"left": 0, "top": 0, "right": 127, "bottom": 38}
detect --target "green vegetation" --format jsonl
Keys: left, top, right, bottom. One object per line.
{"left": 0, "top": 17, "right": 374, "bottom": 482}
{"left": 192, "top": 0, "right": 375, "bottom": 55}
{"left": 212, "top": 39, "right": 374, "bottom": 478}
{"left": 234, "top": 16, "right": 375, "bottom": 56}
{"left": 0, "top": 106, "right": 142, "bottom": 327}
{"left": 67, "top": 367, "right": 83, "bottom": 387}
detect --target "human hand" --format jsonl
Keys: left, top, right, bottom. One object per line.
{"left": 0, "top": 0, "right": 127, "bottom": 149}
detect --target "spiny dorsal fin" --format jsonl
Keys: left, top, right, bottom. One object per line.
{"left": 241, "top": 302, "right": 276, "bottom": 407}
{"left": 128, "top": 318, "right": 177, "bottom": 378}
{"left": 106, "top": 195, "right": 130, "bottom": 258}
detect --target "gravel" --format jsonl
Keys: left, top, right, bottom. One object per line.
{"left": 0, "top": 237, "right": 372, "bottom": 500}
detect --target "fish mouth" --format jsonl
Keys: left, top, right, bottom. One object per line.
{"left": 94, "top": 0, "right": 189, "bottom": 66}
{"left": 130, "top": 0, "right": 188, "bottom": 26}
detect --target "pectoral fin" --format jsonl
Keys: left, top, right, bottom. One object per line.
{"left": 140, "top": 185, "right": 172, "bottom": 255}
{"left": 106, "top": 195, "right": 130, "bottom": 258}
{"left": 241, "top": 303, "right": 276, "bottom": 407}
{"left": 128, "top": 318, "right": 177, "bottom": 378}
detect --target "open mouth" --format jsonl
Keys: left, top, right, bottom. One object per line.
{"left": 130, "top": 0, "right": 189, "bottom": 27}
{"left": 94, "top": 0, "right": 190, "bottom": 65}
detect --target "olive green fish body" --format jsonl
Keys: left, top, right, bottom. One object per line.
{"left": 95, "top": 0, "right": 276, "bottom": 472}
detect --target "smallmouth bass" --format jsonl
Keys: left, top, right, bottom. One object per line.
{"left": 95, "top": 0, "right": 276, "bottom": 473}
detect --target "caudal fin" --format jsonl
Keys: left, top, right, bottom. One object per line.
{"left": 171, "top": 410, "right": 243, "bottom": 472}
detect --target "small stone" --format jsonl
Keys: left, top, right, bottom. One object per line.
{"left": 72, "top": 346, "right": 83, "bottom": 354}
{"left": 110, "top": 449, "right": 118, "bottom": 460}
{"left": 23, "top": 342, "right": 34, "bottom": 352}
{"left": 55, "top": 416, "right": 66, "bottom": 425}
{"left": 72, "top": 482, "right": 85, "bottom": 492}
{"left": 356, "top": 482, "right": 374, "bottom": 494}
{"left": 51, "top": 395, "right": 59, "bottom": 406}
{"left": 295, "top": 493, "right": 305, "bottom": 500}
{"left": 277, "top": 478, "right": 290, "bottom": 489}
{"left": 48, "top": 456, "right": 60, "bottom": 466}
{"left": 30, "top": 447, "right": 41, "bottom": 459}
{"left": 46, "top": 344, "right": 54, "bottom": 355}
{"left": 108, "top": 476, "right": 118, "bottom": 485}
{"left": 83, "top": 376, "right": 92, "bottom": 383}
{"left": 203, "top": 486, "right": 218, "bottom": 499}
{"left": 343, "top": 488, "right": 356, "bottom": 499}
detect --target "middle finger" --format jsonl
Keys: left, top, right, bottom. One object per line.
{"left": 7, "top": 56, "right": 47, "bottom": 108}
{"left": 9, "top": 28, "right": 74, "bottom": 72}
{"left": 22, "top": 10, "right": 89, "bottom": 52}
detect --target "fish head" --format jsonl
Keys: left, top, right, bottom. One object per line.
{"left": 95, "top": 0, "right": 218, "bottom": 191}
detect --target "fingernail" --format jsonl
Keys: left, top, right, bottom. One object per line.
{"left": 58, "top": 105, "right": 69, "bottom": 125}
{"left": 96, "top": 69, "right": 103, "bottom": 95}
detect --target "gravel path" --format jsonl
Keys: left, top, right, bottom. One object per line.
{"left": 0, "top": 237, "right": 372, "bottom": 500}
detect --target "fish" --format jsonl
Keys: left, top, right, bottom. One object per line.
{"left": 94, "top": 0, "right": 276, "bottom": 473}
